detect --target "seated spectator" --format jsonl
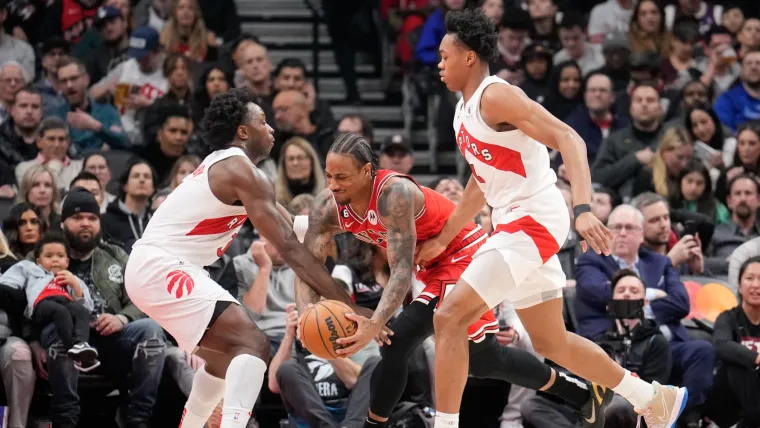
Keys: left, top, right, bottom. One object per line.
{"left": 664, "top": 0, "right": 724, "bottom": 35}
{"left": 160, "top": 0, "right": 219, "bottom": 62}
{"left": 431, "top": 177, "right": 464, "bottom": 203}
{"left": 33, "top": 189, "right": 166, "bottom": 427}
{"left": 3, "top": 202, "right": 44, "bottom": 259}
{"left": 632, "top": 192, "right": 705, "bottom": 275}
{"left": 82, "top": 153, "right": 117, "bottom": 212}
{"left": 415, "top": 0, "right": 467, "bottom": 67}
{"left": 0, "top": 231, "right": 99, "bottom": 371}
{"left": 16, "top": 165, "right": 61, "bottom": 230}
{"left": 714, "top": 50, "right": 760, "bottom": 132}
{"left": 0, "top": 7, "right": 34, "bottom": 81}
{"left": 628, "top": 0, "right": 666, "bottom": 54}
{"left": 492, "top": 8, "right": 531, "bottom": 85}
{"left": 159, "top": 53, "right": 194, "bottom": 109}
{"left": 139, "top": 102, "right": 193, "bottom": 184}
{"left": 721, "top": 4, "right": 744, "bottom": 36}
{"left": 269, "top": 305, "right": 381, "bottom": 427}
{"left": 164, "top": 154, "right": 200, "bottom": 190}
{"left": 518, "top": 43, "right": 553, "bottom": 104}
{"left": 684, "top": 104, "right": 736, "bottom": 173}
{"left": 233, "top": 235, "right": 295, "bottom": 353}
{"left": 53, "top": 57, "right": 130, "bottom": 154}
{"left": 101, "top": 159, "right": 156, "bottom": 253}
{"left": 83, "top": 5, "right": 131, "bottom": 85}
{"left": 591, "top": 184, "right": 617, "bottom": 225}
{"left": 716, "top": 123, "right": 760, "bottom": 202}
{"left": 522, "top": 269, "right": 672, "bottom": 428}
{"left": 696, "top": 26, "right": 742, "bottom": 98}
{"left": 70, "top": 171, "right": 107, "bottom": 210}
{"left": 553, "top": 12, "right": 605, "bottom": 76}
{"left": 478, "top": 0, "right": 503, "bottom": 28}
{"left": 542, "top": 61, "right": 583, "bottom": 122}
{"left": 15, "top": 118, "right": 84, "bottom": 193}
{"left": 587, "top": 0, "right": 633, "bottom": 44}
{"left": 337, "top": 114, "right": 373, "bottom": 142}
{"left": 378, "top": 134, "right": 414, "bottom": 175}
{"left": 592, "top": 84, "right": 667, "bottom": 197}
{"left": 191, "top": 63, "right": 232, "bottom": 125}
{"left": 273, "top": 89, "right": 335, "bottom": 159}
{"left": 737, "top": 18, "right": 760, "bottom": 59}
{"left": 661, "top": 17, "right": 703, "bottom": 91}
{"left": 708, "top": 174, "right": 760, "bottom": 275}
{"left": 526, "top": 0, "right": 560, "bottom": 52}
{"left": 37, "top": 38, "right": 70, "bottom": 116}
{"left": 591, "top": 32, "right": 632, "bottom": 93}
{"left": 236, "top": 41, "right": 273, "bottom": 109}
{"left": 273, "top": 58, "right": 336, "bottom": 135}
{"left": 0, "top": 62, "right": 28, "bottom": 125}
{"left": 274, "top": 137, "right": 325, "bottom": 206}
{"left": 671, "top": 80, "right": 714, "bottom": 123}
{"left": 575, "top": 204, "right": 714, "bottom": 417}
{"left": 133, "top": 0, "right": 172, "bottom": 33}
{"left": 632, "top": 127, "right": 694, "bottom": 197}
{"left": 90, "top": 26, "right": 169, "bottom": 145}
{"left": 707, "top": 256, "right": 760, "bottom": 427}
{"left": 72, "top": 0, "right": 134, "bottom": 64}
{"left": 564, "top": 73, "right": 628, "bottom": 166}
{"left": 673, "top": 160, "right": 730, "bottom": 224}
{"left": 0, "top": 85, "right": 41, "bottom": 168}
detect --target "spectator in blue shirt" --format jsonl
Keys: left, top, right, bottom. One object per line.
{"left": 714, "top": 50, "right": 760, "bottom": 131}
{"left": 415, "top": 0, "right": 467, "bottom": 66}
{"left": 52, "top": 57, "right": 129, "bottom": 156}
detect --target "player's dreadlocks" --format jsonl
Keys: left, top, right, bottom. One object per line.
{"left": 445, "top": 8, "right": 499, "bottom": 62}
{"left": 329, "top": 133, "right": 379, "bottom": 177}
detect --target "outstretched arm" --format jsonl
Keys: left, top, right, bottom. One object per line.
{"left": 480, "top": 84, "right": 612, "bottom": 255}
{"left": 294, "top": 189, "right": 344, "bottom": 312}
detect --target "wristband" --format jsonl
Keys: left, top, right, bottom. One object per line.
{"left": 573, "top": 204, "right": 592, "bottom": 219}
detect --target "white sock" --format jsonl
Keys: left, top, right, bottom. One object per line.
{"left": 180, "top": 366, "right": 226, "bottom": 428}
{"left": 612, "top": 370, "right": 655, "bottom": 410}
{"left": 434, "top": 411, "right": 459, "bottom": 428}
{"left": 220, "top": 354, "right": 267, "bottom": 428}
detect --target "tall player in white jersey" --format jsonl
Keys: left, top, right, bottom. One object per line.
{"left": 125, "top": 89, "right": 359, "bottom": 428}
{"left": 414, "top": 10, "right": 688, "bottom": 428}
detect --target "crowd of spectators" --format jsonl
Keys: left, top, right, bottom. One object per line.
{"left": 0, "top": 0, "right": 760, "bottom": 427}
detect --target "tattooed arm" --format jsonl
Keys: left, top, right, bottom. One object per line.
{"left": 294, "top": 189, "right": 344, "bottom": 313}
{"left": 371, "top": 178, "right": 419, "bottom": 325}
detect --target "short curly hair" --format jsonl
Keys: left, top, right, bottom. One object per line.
{"left": 200, "top": 88, "right": 256, "bottom": 151}
{"left": 445, "top": 9, "right": 498, "bottom": 62}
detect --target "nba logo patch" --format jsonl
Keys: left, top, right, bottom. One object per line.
{"left": 367, "top": 210, "right": 378, "bottom": 225}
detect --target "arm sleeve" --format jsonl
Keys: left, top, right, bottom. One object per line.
{"left": 649, "top": 265, "right": 691, "bottom": 325}
{"left": 713, "top": 310, "right": 759, "bottom": 369}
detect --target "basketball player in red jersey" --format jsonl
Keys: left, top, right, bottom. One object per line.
{"left": 125, "top": 89, "right": 364, "bottom": 428}
{"left": 295, "top": 133, "right": 615, "bottom": 428}
{"left": 414, "top": 9, "right": 688, "bottom": 428}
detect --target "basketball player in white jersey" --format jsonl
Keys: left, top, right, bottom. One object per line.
{"left": 125, "top": 89, "right": 359, "bottom": 428}
{"left": 414, "top": 10, "right": 688, "bottom": 428}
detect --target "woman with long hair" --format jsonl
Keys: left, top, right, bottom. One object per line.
{"left": 160, "top": 0, "right": 218, "bottom": 62}
{"left": 685, "top": 104, "right": 736, "bottom": 170}
{"left": 542, "top": 60, "right": 583, "bottom": 121}
{"left": 628, "top": 0, "right": 666, "bottom": 54}
{"left": 165, "top": 154, "right": 201, "bottom": 190}
{"left": 633, "top": 127, "right": 694, "bottom": 197}
{"left": 3, "top": 202, "right": 45, "bottom": 259}
{"left": 673, "top": 159, "right": 730, "bottom": 224}
{"left": 162, "top": 53, "right": 194, "bottom": 105}
{"left": 16, "top": 165, "right": 61, "bottom": 230}
{"left": 83, "top": 153, "right": 116, "bottom": 212}
{"left": 0, "top": 230, "right": 16, "bottom": 272}
{"left": 717, "top": 123, "right": 760, "bottom": 202}
{"left": 274, "top": 137, "right": 326, "bottom": 206}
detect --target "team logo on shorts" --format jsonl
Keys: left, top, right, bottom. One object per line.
{"left": 166, "top": 270, "right": 194, "bottom": 299}
{"left": 367, "top": 210, "right": 378, "bottom": 225}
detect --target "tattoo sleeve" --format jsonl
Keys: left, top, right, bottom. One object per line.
{"left": 373, "top": 180, "right": 417, "bottom": 325}
{"left": 294, "top": 190, "right": 342, "bottom": 312}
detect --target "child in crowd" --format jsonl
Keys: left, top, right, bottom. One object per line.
{"left": 0, "top": 232, "right": 98, "bottom": 371}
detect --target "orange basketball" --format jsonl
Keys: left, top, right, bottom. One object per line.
{"left": 299, "top": 300, "right": 358, "bottom": 359}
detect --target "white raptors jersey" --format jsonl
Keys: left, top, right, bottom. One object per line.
{"left": 453, "top": 75, "right": 557, "bottom": 209}
{"left": 133, "top": 147, "right": 250, "bottom": 267}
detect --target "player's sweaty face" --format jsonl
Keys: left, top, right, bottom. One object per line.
{"left": 325, "top": 153, "right": 370, "bottom": 205}
{"left": 438, "top": 35, "right": 466, "bottom": 91}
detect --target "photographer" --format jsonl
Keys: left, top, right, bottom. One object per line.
{"left": 706, "top": 256, "right": 760, "bottom": 428}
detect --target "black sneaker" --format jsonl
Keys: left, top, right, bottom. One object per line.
{"left": 579, "top": 382, "right": 614, "bottom": 427}
{"left": 68, "top": 342, "right": 98, "bottom": 363}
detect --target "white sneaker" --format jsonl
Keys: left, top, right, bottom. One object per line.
{"left": 635, "top": 382, "right": 688, "bottom": 428}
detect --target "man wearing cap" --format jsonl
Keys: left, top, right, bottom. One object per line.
{"left": 90, "top": 25, "right": 168, "bottom": 145}
{"left": 518, "top": 43, "right": 553, "bottom": 104}
{"left": 379, "top": 134, "right": 414, "bottom": 175}
{"left": 587, "top": 32, "right": 632, "bottom": 92}
{"left": 0, "top": 0, "right": 35, "bottom": 80}
{"left": 30, "top": 189, "right": 166, "bottom": 428}
{"left": 81, "top": 5, "right": 130, "bottom": 84}
{"left": 38, "top": 38, "right": 71, "bottom": 117}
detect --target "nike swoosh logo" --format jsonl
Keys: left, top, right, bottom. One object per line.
{"left": 345, "top": 222, "right": 354, "bottom": 228}
{"left": 585, "top": 400, "right": 596, "bottom": 424}
{"left": 658, "top": 392, "right": 669, "bottom": 422}
{"left": 451, "top": 255, "right": 468, "bottom": 263}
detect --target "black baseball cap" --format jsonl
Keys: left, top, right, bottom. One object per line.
{"left": 380, "top": 134, "right": 412, "bottom": 156}
{"left": 41, "top": 37, "right": 71, "bottom": 55}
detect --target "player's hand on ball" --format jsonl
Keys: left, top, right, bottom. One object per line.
{"left": 335, "top": 313, "right": 382, "bottom": 357}
{"left": 284, "top": 304, "right": 298, "bottom": 338}
{"left": 414, "top": 236, "right": 447, "bottom": 266}
{"left": 576, "top": 212, "right": 612, "bottom": 256}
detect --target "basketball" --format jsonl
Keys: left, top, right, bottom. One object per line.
{"left": 299, "top": 300, "right": 358, "bottom": 359}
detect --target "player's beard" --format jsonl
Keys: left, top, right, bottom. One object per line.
{"left": 64, "top": 227, "right": 102, "bottom": 254}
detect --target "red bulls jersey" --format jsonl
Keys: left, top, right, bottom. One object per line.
{"left": 333, "top": 170, "right": 487, "bottom": 266}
